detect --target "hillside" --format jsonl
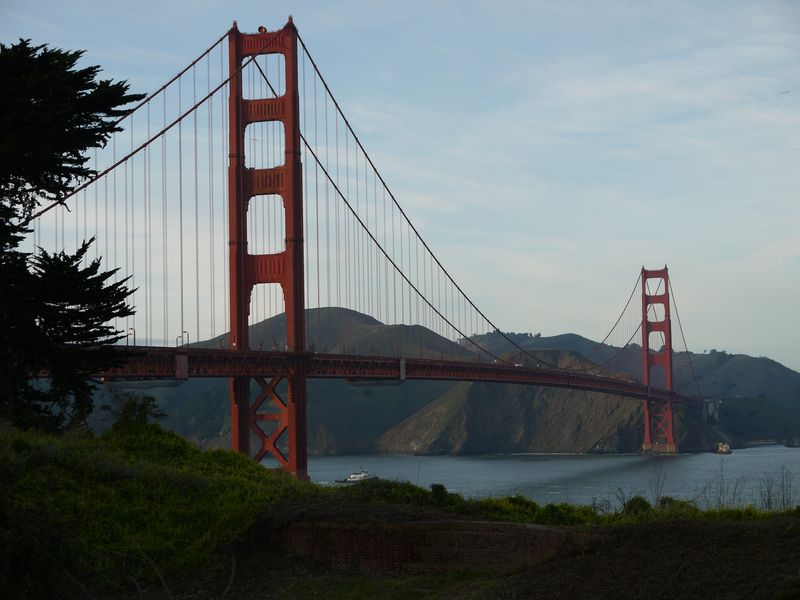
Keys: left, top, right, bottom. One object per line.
{"left": 127, "top": 308, "right": 464, "bottom": 454}
{"left": 4, "top": 425, "right": 800, "bottom": 600}
{"left": 377, "top": 351, "right": 715, "bottom": 455}
{"left": 197, "top": 307, "right": 472, "bottom": 360}
{"left": 377, "top": 381, "right": 646, "bottom": 454}
{"left": 107, "top": 308, "right": 800, "bottom": 454}
{"left": 471, "top": 331, "right": 800, "bottom": 446}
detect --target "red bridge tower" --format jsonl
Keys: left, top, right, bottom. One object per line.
{"left": 641, "top": 266, "right": 676, "bottom": 453}
{"left": 227, "top": 20, "right": 308, "bottom": 478}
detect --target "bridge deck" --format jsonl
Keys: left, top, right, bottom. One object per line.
{"left": 98, "top": 347, "right": 700, "bottom": 407}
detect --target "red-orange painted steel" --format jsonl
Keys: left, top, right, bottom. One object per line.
{"left": 641, "top": 267, "right": 677, "bottom": 453}
{"left": 228, "top": 22, "right": 249, "bottom": 457}
{"left": 98, "top": 347, "right": 701, "bottom": 408}
{"left": 227, "top": 19, "right": 308, "bottom": 478}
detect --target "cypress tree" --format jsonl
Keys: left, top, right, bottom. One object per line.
{"left": 0, "top": 39, "right": 144, "bottom": 431}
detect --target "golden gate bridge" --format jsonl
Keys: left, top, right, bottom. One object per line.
{"left": 29, "top": 18, "right": 703, "bottom": 479}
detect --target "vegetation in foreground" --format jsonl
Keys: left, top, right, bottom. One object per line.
{"left": 2, "top": 421, "right": 799, "bottom": 598}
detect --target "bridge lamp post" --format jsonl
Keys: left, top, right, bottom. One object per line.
{"left": 127, "top": 327, "right": 136, "bottom": 347}
{"left": 182, "top": 330, "right": 189, "bottom": 347}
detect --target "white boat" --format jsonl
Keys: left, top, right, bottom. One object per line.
{"left": 340, "top": 469, "right": 377, "bottom": 483}
{"left": 714, "top": 442, "right": 732, "bottom": 454}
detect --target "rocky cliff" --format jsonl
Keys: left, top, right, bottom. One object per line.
{"left": 376, "top": 351, "right": 717, "bottom": 455}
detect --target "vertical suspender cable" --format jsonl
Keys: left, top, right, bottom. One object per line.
{"left": 407, "top": 222, "right": 412, "bottom": 350}
{"left": 422, "top": 238, "right": 427, "bottom": 331}
{"left": 146, "top": 103, "right": 151, "bottom": 345}
{"left": 178, "top": 76, "right": 185, "bottom": 343}
{"left": 94, "top": 151, "right": 99, "bottom": 260}
{"left": 415, "top": 236, "right": 420, "bottom": 352}
{"left": 457, "top": 273, "right": 462, "bottom": 351}
{"left": 373, "top": 168, "right": 379, "bottom": 325}
{"left": 127, "top": 118, "right": 133, "bottom": 339}
{"left": 366, "top": 154, "right": 371, "bottom": 319}
{"left": 367, "top": 165, "right": 373, "bottom": 329}
{"left": 113, "top": 136, "right": 117, "bottom": 283}
{"left": 74, "top": 186, "right": 78, "bottom": 253}
{"left": 162, "top": 93, "right": 169, "bottom": 345}
{"left": 82, "top": 188, "right": 87, "bottom": 264}
{"left": 403, "top": 219, "right": 408, "bottom": 348}
{"left": 193, "top": 64, "right": 200, "bottom": 345}
{"left": 383, "top": 187, "right": 388, "bottom": 334}
{"left": 253, "top": 64, "right": 261, "bottom": 334}
{"left": 271, "top": 55, "right": 277, "bottom": 331}
{"left": 260, "top": 58, "right": 267, "bottom": 342}
{"left": 324, "top": 82, "right": 331, "bottom": 347}
{"left": 355, "top": 138, "right": 360, "bottom": 318}
{"left": 335, "top": 99, "right": 341, "bottom": 327}
{"left": 345, "top": 127, "right": 350, "bottom": 315}
{"left": 313, "top": 67, "right": 321, "bottom": 350}
{"left": 104, "top": 164, "right": 108, "bottom": 267}
{"left": 438, "top": 264, "right": 443, "bottom": 353}
{"left": 275, "top": 54, "right": 281, "bottom": 333}
{"left": 264, "top": 55, "right": 281, "bottom": 330}
{"left": 268, "top": 56, "right": 275, "bottom": 332}
{"left": 302, "top": 50, "right": 310, "bottom": 349}
{"left": 354, "top": 141, "right": 359, "bottom": 331}
{"left": 208, "top": 58, "right": 215, "bottom": 341}
{"left": 221, "top": 46, "right": 228, "bottom": 341}
{"left": 392, "top": 196, "right": 398, "bottom": 353}
{"left": 31, "top": 204, "right": 36, "bottom": 254}
{"left": 246, "top": 63, "right": 254, "bottom": 332}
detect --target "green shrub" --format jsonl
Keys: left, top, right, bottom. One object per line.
{"left": 431, "top": 483, "right": 448, "bottom": 506}
{"left": 657, "top": 496, "right": 701, "bottom": 518}
{"left": 622, "top": 495, "right": 653, "bottom": 517}
{"left": 334, "top": 478, "right": 431, "bottom": 506}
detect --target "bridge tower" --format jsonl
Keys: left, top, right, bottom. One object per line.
{"left": 228, "top": 19, "right": 308, "bottom": 478}
{"left": 641, "top": 266, "right": 676, "bottom": 453}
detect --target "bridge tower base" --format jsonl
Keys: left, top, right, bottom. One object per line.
{"left": 228, "top": 20, "right": 308, "bottom": 478}
{"left": 641, "top": 267, "right": 677, "bottom": 454}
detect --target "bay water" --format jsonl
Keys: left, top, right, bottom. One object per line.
{"left": 308, "top": 445, "right": 800, "bottom": 508}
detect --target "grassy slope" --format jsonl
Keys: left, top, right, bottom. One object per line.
{"left": 2, "top": 425, "right": 800, "bottom": 599}
{"left": 0, "top": 424, "right": 316, "bottom": 598}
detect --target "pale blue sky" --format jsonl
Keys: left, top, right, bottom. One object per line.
{"left": 3, "top": 0, "right": 799, "bottom": 370}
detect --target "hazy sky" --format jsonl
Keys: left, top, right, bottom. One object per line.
{"left": 3, "top": 0, "right": 799, "bottom": 371}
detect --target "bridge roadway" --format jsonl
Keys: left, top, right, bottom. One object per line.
{"left": 101, "top": 346, "right": 700, "bottom": 407}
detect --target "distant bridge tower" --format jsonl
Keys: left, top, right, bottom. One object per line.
{"left": 641, "top": 266, "right": 676, "bottom": 453}
{"left": 228, "top": 19, "right": 308, "bottom": 478}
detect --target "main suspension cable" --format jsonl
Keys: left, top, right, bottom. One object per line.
{"left": 295, "top": 33, "right": 562, "bottom": 369}
{"left": 27, "top": 29, "right": 288, "bottom": 225}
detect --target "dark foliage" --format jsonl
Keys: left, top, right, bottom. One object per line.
{"left": 0, "top": 39, "right": 143, "bottom": 432}
{"left": 622, "top": 495, "right": 653, "bottom": 516}
{"left": 105, "top": 391, "right": 166, "bottom": 433}
{"left": 0, "top": 39, "right": 143, "bottom": 219}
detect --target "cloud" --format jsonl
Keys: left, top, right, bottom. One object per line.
{"left": 6, "top": 0, "right": 799, "bottom": 369}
